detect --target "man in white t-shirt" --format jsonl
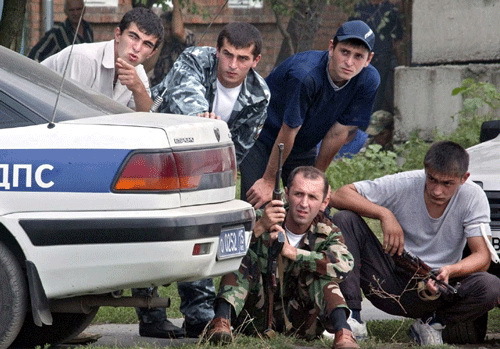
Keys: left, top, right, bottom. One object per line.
{"left": 41, "top": 7, "right": 163, "bottom": 111}
{"left": 329, "top": 141, "right": 500, "bottom": 346}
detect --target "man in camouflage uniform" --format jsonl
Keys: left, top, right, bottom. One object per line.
{"left": 146, "top": 22, "right": 270, "bottom": 338}
{"left": 206, "top": 167, "right": 359, "bottom": 349}
{"left": 151, "top": 22, "right": 270, "bottom": 164}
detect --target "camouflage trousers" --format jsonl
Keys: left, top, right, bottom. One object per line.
{"left": 217, "top": 247, "right": 348, "bottom": 339}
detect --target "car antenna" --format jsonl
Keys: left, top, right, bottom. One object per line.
{"left": 150, "top": 0, "right": 229, "bottom": 112}
{"left": 48, "top": 4, "right": 86, "bottom": 128}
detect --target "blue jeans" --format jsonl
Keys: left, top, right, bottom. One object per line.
{"left": 133, "top": 278, "right": 215, "bottom": 325}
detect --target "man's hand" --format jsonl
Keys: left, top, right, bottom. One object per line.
{"left": 116, "top": 58, "right": 144, "bottom": 92}
{"left": 116, "top": 58, "right": 152, "bottom": 112}
{"left": 247, "top": 178, "right": 274, "bottom": 208}
{"left": 253, "top": 199, "right": 285, "bottom": 238}
{"left": 380, "top": 211, "right": 405, "bottom": 256}
{"left": 197, "top": 112, "right": 221, "bottom": 120}
{"left": 425, "top": 266, "right": 451, "bottom": 295}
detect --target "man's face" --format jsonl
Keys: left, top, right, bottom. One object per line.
{"left": 285, "top": 174, "right": 328, "bottom": 229}
{"left": 114, "top": 23, "right": 158, "bottom": 66}
{"left": 424, "top": 168, "right": 469, "bottom": 207}
{"left": 65, "top": 0, "right": 85, "bottom": 27}
{"left": 327, "top": 40, "right": 373, "bottom": 86}
{"left": 216, "top": 38, "right": 261, "bottom": 88}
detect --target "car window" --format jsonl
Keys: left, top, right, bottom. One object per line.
{"left": 0, "top": 91, "right": 45, "bottom": 128}
{"left": 0, "top": 46, "right": 133, "bottom": 126}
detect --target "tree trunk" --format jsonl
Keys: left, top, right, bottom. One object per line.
{"left": 274, "top": 0, "right": 327, "bottom": 66}
{"left": 0, "top": 0, "right": 27, "bottom": 50}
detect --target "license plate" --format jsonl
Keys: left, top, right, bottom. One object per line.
{"left": 217, "top": 226, "right": 247, "bottom": 260}
{"left": 492, "top": 229, "right": 500, "bottom": 259}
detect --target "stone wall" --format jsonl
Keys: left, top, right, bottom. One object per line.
{"left": 412, "top": 0, "right": 500, "bottom": 64}
{"left": 394, "top": 0, "right": 500, "bottom": 141}
{"left": 394, "top": 64, "right": 500, "bottom": 141}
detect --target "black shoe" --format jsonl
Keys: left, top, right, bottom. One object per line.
{"left": 139, "top": 319, "right": 186, "bottom": 339}
{"left": 184, "top": 320, "right": 210, "bottom": 338}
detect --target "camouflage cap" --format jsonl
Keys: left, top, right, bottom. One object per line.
{"left": 366, "top": 110, "right": 394, "bottom": 136}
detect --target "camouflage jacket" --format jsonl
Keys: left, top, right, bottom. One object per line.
{"left": 151, "top": 46, "right": 270, "bottom": 164}
{"left": 252, "top": 210, "right": 354, "bottom": 282}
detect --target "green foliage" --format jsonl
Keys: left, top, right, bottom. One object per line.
{"left": 327, "top": 144, "right": 398, "bottom": 191}
{"left": 328, "top": 78, "right": 498, "bottom": 186}
{"left": 452, "top": 78, "right": 500, "bottom": 118}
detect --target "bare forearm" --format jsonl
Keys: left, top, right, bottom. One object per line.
{"left": 446, "top": 237, "right": 491, "bottom": 278}
{"left": 261, "top": 125, "right": 299, "bottom": 182}
{"left": 132, "top": 89, "right": 153, "bottom": 112}
{"left": 330, "top": 184, "right": 392, "bottom": 220}
{"left": 315, "top": 123, "right": 354, "bottom": 171}
{"left": 315, "top": 137, "right": 346, "bottom": 171}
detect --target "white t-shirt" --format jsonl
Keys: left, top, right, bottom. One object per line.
{"left": 213, "top": 79, "right": 241, "bottom": 122}
{"left": 285, "top": 225, "right": 304, "bottom": 247}
{"left": 354, "top": 169, "right": 491, "bottom": 268}
{"left": 41, "top": 40, "right": 150, "bottom": 110}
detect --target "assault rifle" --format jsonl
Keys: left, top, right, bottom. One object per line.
{"left": 264, "top": 143, "right": 286, "bottom": 338}
{"left": 392, "top": 250, "right": 458, "bottom": 296}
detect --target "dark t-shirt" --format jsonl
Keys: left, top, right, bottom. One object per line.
{"left": 260, "top": 50, "right": 379, "bottom": 154}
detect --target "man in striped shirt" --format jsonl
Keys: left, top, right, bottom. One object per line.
{"left": 28, "top": 0, "right": 93, "bottom": 62}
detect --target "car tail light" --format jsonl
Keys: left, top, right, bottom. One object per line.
{"left": 113, "top": 146, "right": 236, "bottom": 192}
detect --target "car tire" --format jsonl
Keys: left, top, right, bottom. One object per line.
{"left": 11, "top": 307, "right": 99, "bottom": 347}
{"left": 442, "top": 312, "right": 488, "bottom": 344}
{"left": 0, "top": 241, "right": 28, "bottom": 348}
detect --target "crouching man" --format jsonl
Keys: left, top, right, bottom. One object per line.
{"left": 206, "top": 166, "right": 359, "bottom": 349}
{"left": 329, "top": 141, "right": 500, "bottom": 346}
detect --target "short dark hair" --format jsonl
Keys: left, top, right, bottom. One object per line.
{"left": 118, "top": 7, "right": 164, "bottom": 49}
{"left": 332, "top": 37, "right": 371, "bottom": 52}
{"left": 424, "top": 141, "right": 469, "bottom": 177}
{"left": 287, "top": 166, "right": 329, "bottom": 199}
{"left": 216, "top": 22, "right": 262, "bottom": 58}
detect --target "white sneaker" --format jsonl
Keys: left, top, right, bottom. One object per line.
{"left": 409, "top": 318, "right": 445, "bottom": 345}
{"left": 347, "top": 316, "right": 368, "bottom": 341}
{"left": 322, "top": 316, "right": 368, "bottom": 341}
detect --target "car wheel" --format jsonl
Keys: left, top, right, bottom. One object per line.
{"left": 11, "top": 307, "right": 99, "bottom": 347}
{"left": 442, "top": 312, "right": 488, "bottom": 344}
{"left": 0, "top": 241, "right": 28, "bottom": 348}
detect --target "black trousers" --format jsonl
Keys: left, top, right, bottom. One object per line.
{"left": 332, "top": 210, "right": 500, "bottom": 325}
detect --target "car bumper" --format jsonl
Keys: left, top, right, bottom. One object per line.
{"left": 3, "top": 200, "right": 255, "bottom": 298}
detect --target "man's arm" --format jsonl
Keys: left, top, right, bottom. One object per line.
{"left": 116, "top": 58, "right": 153, "bottom": 112}
{"left": 246, "top": 124, "right": 300, "bottom": 208}
{"left": 440, "top": 236, "right": 491, "bottom": 279}
{"left": 330, "top": 183, "right": 405, "bottom": 256}
{"left": 252, "top": 199, "right": 286, "bottom": 239}
{"left": 315, "top": 122, "right": 357, "bottom": 171}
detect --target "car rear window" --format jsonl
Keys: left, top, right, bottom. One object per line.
{"left": 0, "top": 46, "right": 132, "bottom": 124}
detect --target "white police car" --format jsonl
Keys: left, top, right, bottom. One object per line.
{"left": 0, "top": 46, "right": 254, "bottom": 347}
